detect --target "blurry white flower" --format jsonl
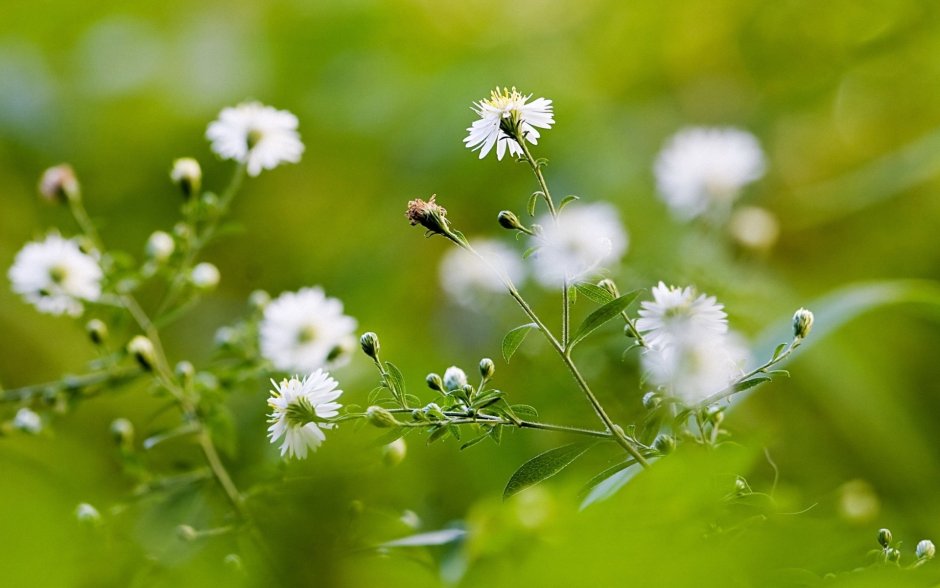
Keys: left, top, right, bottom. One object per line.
{"left": 654, "top": 127, "right": 765, "bottom": 220}
{"left": 13, "top": 407, "right": 42, "bottom": 434}
{"left": 267, "top": 370, "right": 342, "bottom": 459}
{"left": 8, "top": 234, "right": 102, "bottom": 317}
{"left": 259, "top": 287, "right": 357, "bottom": 373}
{"left": 439, "top": 238, "right": 523, "bottom": 307}
{"left": 206, "top": 102, "right": 304, "bottom": 177}
{"left": 642, "top": 332, "right": 747, "bottom": 406}
{"left": 146, "top": 230, "right": 175, "bottom": 262}
{"left": 636, "top": 282, "right": 727, "bottom": 350}
{"left": 728, "top": 206, "right": 779, "bottom": 251}
{"left": 442, "top": 366, "right": 468, "bottom": 391}
{"left": 74, "top": 503, "right": 102, "bottom": 525}
{"left": 464, "top": 87, "right": 554, "bottom": 161}
{"left": 529, "top": 202, "right": 628, "bottom": 288}
{"left": 190, "top": 262, "right": 220, "bottom": 290}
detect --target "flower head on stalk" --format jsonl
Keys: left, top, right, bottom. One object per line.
{"left": 464, "top": 87, "right": 554, "bottom": 161}
{"left": 267, "top": 370, "right": 342, "bottom": 459}
{"left": 406, "top": 195, "right": 467, "bottom": 247}
{"left": 636, "top": 282, "right": 727, "bottom": 350}
{"left": 8, "top": 233, "right": 102, "bottom": 317}
{"left": 259, "top": 287, "right": 357, "bottom": 373}
{"left": 206, "top": 102, "right": 304, "bottom": 177}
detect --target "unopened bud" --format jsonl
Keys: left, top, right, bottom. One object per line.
{"left": 479, "top": 358, "right": 495, "bottom": 380}
{"left": 146, "top": 231, "right": 175, "bottom": 263}
{"left": 39, "top": 164, "right": 80, "bottom": 203}
{"left": 443, "top": 366, "right": 468, "bottom": 391}
{"left": 886, "top": 547, "right": 901, "bottom": 562}
{"left": 170, "top": 158, "right": 202, "bottom": 199}
{"left": 497, "top": 210, "right": 527, "bottom": 232}
{"left": 642, "top": 391, "right": 661, "bottom": 410}
{"left": 110, "top": 418, "right": 134, "bottom": 447}
{"left": 366, "top": 406, "right": 400, "bottom": 428}
{"left": 127, "top": 336, "right": 156, "bottom": 371}
{"left": 426, "top": 373, "right": 444, "bottom": 392}
{"left": 792, "top": 308, "right": 814, "bottom": 340}
{"left": 878, "top": 528, "right": 893, "bottom": 548}
{"left": 190, "top": 262, "right": 220, "bottom": 290}
{"left": 382, "top": 438, "right": 407, "bottom": 466}
{"left": 597, "top": 278, "right": 620, "bottom": 298}
{"left": 175, "top": 361, "right": 195, "bottom": 383}
{"left": 223, "top": 553, "right": 243, "bottom": 572}
{"left": 75, "top": 503, "right": 102, "bottom": 526}
{"left": 917, "top": 539, "right": 936, "bottom": 560}
{"left": 360, "top": 332, "right": 380, "bottom": 360}
{"left": 86, "top": 319, "right": 108, "bottom": 345}
{"left": 248, "top": 289, "right": 270, "bottom": 311}
{"left": 177, "top": 524, "right": 198, "bottom": 542}
{"left": 13, "top": 408, "right": 42, "bottom": 434}
{"left": 423, "top": 403, "right": 444, "bottom": 420}
{"left": 653, "top": 434, "right": 675, "bottom": 455}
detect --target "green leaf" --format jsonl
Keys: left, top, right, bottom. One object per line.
{"left": 367, "top": 386, "right": 386, "bottom": 405}
{"left": 379, "top": 528, "right": 466, "bottom": 548}
{"left": 574, "top": 282, "right": 615, "bottom": 305}
{"left": 488, "top": 424, "right": 503, "bottom": 445}
{"left": 527, "top": 192, "right": 539, "bottom": 216}
{"left": 567, "top": 284, "right": 577, "bottom": 304}
{"left": 771, "top": 342, "right": 788, "bottom": 361}
{"left": 460, "top": 431, "right": 491, "bottom": 451}
{"left": 384, "top": 361, "right": 406, "bottom": 405}
{"left": 559, "top": 194, "right": 580, "bottom": 211}
{"left": 510, "top": 404, "right": 539, "bottom": 420}
{"left": 502, "top": 323, "right": 537, "bottom": 363}
{"left": 503, "top": 442, "right": 595, "bottom": 500}
{"left": 567, "top": 290, "right": 641, "bottom": 351}
{"left": 733, "top": 376, "right": 771, "bottom": 393}
{"left": 522, "top": 246, "right": 539, "bottom": 260}
{"left": 427, "top": 426, "right": 449, "bottom": 444}
{"left": 579, "top": 461, "right": 644, "bottom": 510}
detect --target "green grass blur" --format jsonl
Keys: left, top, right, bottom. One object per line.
{"left": 2, "top": 1, "right": 940, "bottom": 586}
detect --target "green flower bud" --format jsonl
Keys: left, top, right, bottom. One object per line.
{"left": 74, "top": 503, "right": 101, "bottom": 526}
{"left": 497, "top": 210, "right": 527, "bottom": 232}
{"left": 792, "top": 307, "right": 814, "bottom": 340}
{"left": 127, "top": 336, "right": 156, "bottom": 371}
{"left": 479, "top": 357, "right": 495, "bottom": 380}
{"left": 597, "top": 278, "right": 620, "bottom": 298}
{"left": 170, "top": 158, "right": 202, "bottom": 199}
{"left": 360, "top": 332, "right": 381, "bottom": 360}
{"left": 109, "top": 418, "right": 134, "bottom": 447}
{"left": 39, "top": 164, "right": 80, "bottom": 203}
{"left": 86, "top": 319, "right": 108, "bottom": 346}
{"left": 426, "top": 373, "right": 444, "bottom": 393}
{"left": 653, "top": 434, "right": 675, "bottom": 455}
{"left": 366, "top": 406, "right": 400, "bottom": 428}
{"left": 886, "top": 547, "right": 901, "bottom": 562}
{"left": 917, "top": 539, "right": 936, "bottom": 560}
{"left": 878, "top": 528, "right": 893, "bottom": 548}
{"left": 642, "top": 391, "right": 661, "bottom": 410}
{"left": 382, "top": 438, "right": 407, "bottom": 466}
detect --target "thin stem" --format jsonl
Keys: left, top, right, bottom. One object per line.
{"left": 68, "top": 198, "right": 103, "bottom": 250}
{"left": 696, "top": 339, "right": 801, "bottom": 409}
{"left": 198, "top": 430, "right": 246, "bottom": 516}
{"left": 1, "top": 366, "right": 141, "bottom": 403}
{"left": 380, "top": 408, "right": 617, "bottom": 440}
{"left": 562, "top": 278, "right": 570, "bottom": 348}
{"left": 516, "top": 135, "right": 557, "bottom": 219}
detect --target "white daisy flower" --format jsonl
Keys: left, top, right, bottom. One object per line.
{"left": 206, "top": 102, "right": 304, "bottom": 177}
{"left": 8, "top": 233, "right": 103, "bottom": 317}
{"left": 439, "top": 238, "right": 524, "bottom": 307}
{"left": 464, "top": 87, "right": 554, "bottom": 161}
{"left": 641, "top": 333, "right": 747, "bottom": 406}
{"left": 267, "top": 370, "right": 342, "bottom": 459}
{"left": 259, "top": 287, "right": 357, "bottom": 373}
{"left": 13, "top": 407, "right": 42, "bottom": 434}
{"left": 529, "top": 202, "right": 628, "bottom": 288}
{"left": 636, "top": 282, "right": 728, "bottom": 350}
{"left": 654, "top": 127, "right": 765, "bottom": 220}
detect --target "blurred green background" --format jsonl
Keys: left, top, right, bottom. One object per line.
{"left": 3, "top": 0, "right": 940, "bottom": 586}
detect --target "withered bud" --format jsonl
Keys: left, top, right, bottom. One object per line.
{"left": 39, "top": 164, "right": 80, "bottom": 203}
{"left": 406, "top": 195, "right": 450, "bottom": 236}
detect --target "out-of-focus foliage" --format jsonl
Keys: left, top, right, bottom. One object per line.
{"left": 2, "top": 0, "right": 940, "bottom": 586}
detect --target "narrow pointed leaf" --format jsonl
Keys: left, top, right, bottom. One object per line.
{"left": 503, "top": 442, "right": 595, "bottom": 500}
{"left": 559, "top": 194, "right": 580, "bottom": 211}
{"left": 527, "top": 192, "right": 539, "bottom": 217}
{"left": 379, "top": 528, "right": 467, "bottom": 548}
{"left": 575, "top": 282, "right": 615, "bottom": 305}
{"left": 502, "top": 323, "right": 537, "bottom": 363}
{"left": 579, "top": 461, "right": 645, "bottom": 510}
{"left": 568, "top": 290, "right": 641, "bottom": 351}
{"left": 384, "top": 361, "right": 406, "bottom": 405}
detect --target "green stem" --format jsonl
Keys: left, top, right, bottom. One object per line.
{"left": 516, "top": 135, "right": 557, "bottom": 219}
{"left": 562, "top": 278, "right": 570, "bottom": 348}
{"left": 1, "top": 366, "right": 141, "bottom": 403}
{"left": 695, "top": 339, "right": 801, "bottom": 409}
{"left": 68, "top": 198, "right": 103, "bottom": 250}
{"left": 198, "top": 430, "right": 246, "bottom": 516}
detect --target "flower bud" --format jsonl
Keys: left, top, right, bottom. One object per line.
{"left": 597, "top": 278, "right": 620, "bottom": 299}
{"left": 190, "top": 262, "right": 220, "bottom": 290}
{"left": 248, "top": 289, "right": 270, "bottom": 311}
{"left": 110, "top": 417, "right": 134, "bottom": 447}
{"left": 642, "top": 391, "right": 661, "bottom": 410}
{"left": 86, "top": 319, "right": 108, "bottom": 346}
{"left": 792, "top": 308, "right": 814, "bottom": 340}
{"left": 175, "top": 360, "right": 195, "bottom": 383}
{"left": 406, "top": 195, "right": 451, "bottom": 237}
{"left": 917, "top": 539, "right": 936, "bottom": 560}
{"left": 38, "top": 164, "right": 80, "bottom": 203}
{"left": 170, "top": 158, "right": 202, "bottom": 199}
{"left": 127, "top": 336, "right": 156, "bottom": 371}
{"left": 878, "top": 528, "right": 893, "bottom": 548}
{"left": 13, "top": 407, "right": 42, "bottom": 434}
{"left": 146, "top": 231, "right": 175, "bottom": 263}
{"left": 426, "top": 373, "right": 444, "bottom": 393}
{"left": 223, "top": 554, "right": 243, "bottom": 572}
{"left": 74, "top": 503, "right": 102, "bottom": 526}
{"left": 443, "top": 366, "right": 468, "bottom": 391}
{"left": 366, "top": 406, "right": 400, "bottom": 428}
{"left": 382, "top": 438, "right": 407, "bottom": 466}
{"left": 479, "top": 357, "right": 495, "bottom": 380}
{"left": 360, "top": 332, "right": 380, "bottom": 360}
{"left": 886, "top": 547, "right": 901, "bottom": 562}
{"left": 497, "top": 210, "right": 527, "bottom": 232}
{"left": 176, "top": 524, "right": 198, "bottom": 542}
{"left": 423, "top": 402, "right": 444, "bottom": 420}
{"left": 653, "top": 434, "right": 675, "bottom": 455}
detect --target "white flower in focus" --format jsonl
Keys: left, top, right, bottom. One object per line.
{"left": 259, "top": 287, "right": 357, "bottom": 373}
{"left": 206, "top": 102, "right": 304, "bottom": 177}
{"left": 8, "top": 234, "right": 103, "bottom": 317}
{"left": 654, "top": 127, "right": 765, "bottom": 220}
{"left": 14, "top": 407, "right": 42, "bottom": 434}
{"left": 439, "top": 238, "right": 523, "bottom": 307}
{"left": 267, "top": 370, "right": 342, "bottom": 459}
{"left": 464, "top": 87, "right": 554, "bottom": 161}
{"left": 529, "top": 202, "right": 628, "bottom": 288}
{"left": 642, "top": 333, "right": 747, "bottom": 406}
{"left": 636, "top": 282, "right": 727, "bottom": 350}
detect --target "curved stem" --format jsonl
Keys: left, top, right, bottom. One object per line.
{"left": 695, "top": 339, "right": 800, "bottom": 409}
{"left": 516, "top": 136, "right": 557, "bottom": 219}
